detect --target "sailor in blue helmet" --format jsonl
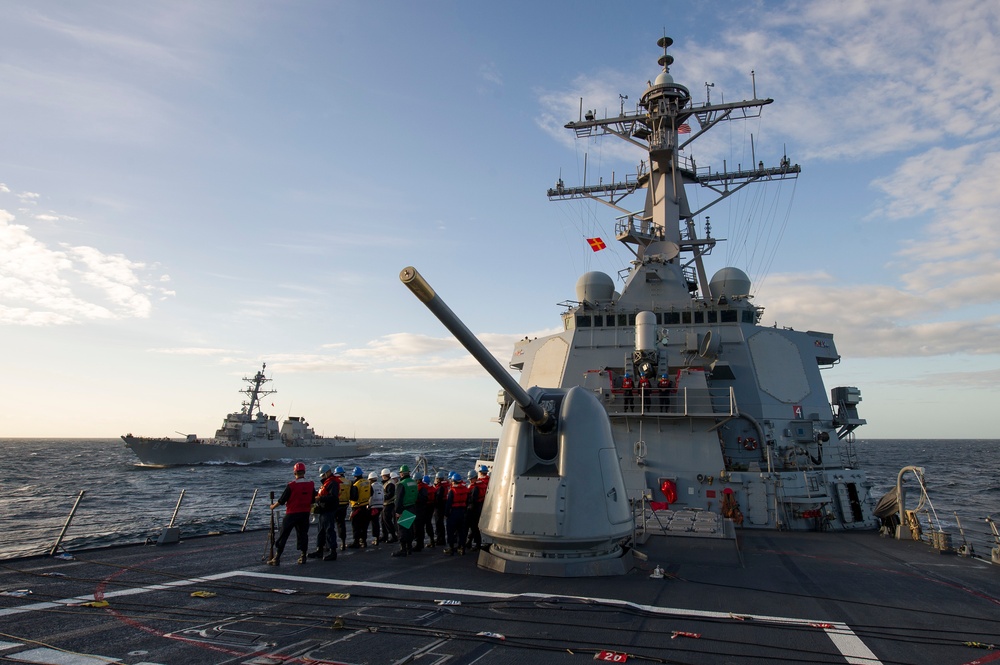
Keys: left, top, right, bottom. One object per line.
{"left": 333, "top": 466, "right": 349, "bottom": 551}
{"left": 268, "top": 461, "right": 316, "bottom": 566}
{"left": 621, "top": 371, "right": 635, "bottom": 412}
{"left": 308, "top": 464, "right": 338, "bottom": 561}
{"left": 657, "top": 372, "right": 673, "bottom": 412}
{"left": 347, "top": 466, "right": 371, "bottom": 548}
{"left": 443, "top": 471, "right": 469, "bottom": 555}
{"left": 431, "top": 470, "right": 450, "bottom": 547}
{"left": 466, "top": 465, "right": 490, "bottom": 551}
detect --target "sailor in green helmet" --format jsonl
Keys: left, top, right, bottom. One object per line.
{"left": 391, "top": 464, "right": 418, "bottom": 557}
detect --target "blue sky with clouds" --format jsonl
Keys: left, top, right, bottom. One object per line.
{"left": 2, "top": 1, "right": 998, "bottom": 439}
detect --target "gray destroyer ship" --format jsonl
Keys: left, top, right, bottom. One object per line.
{"left": 122, "top": 363, "right": 361, "bottom": 465}
{"left": 404, "top": 35, "right": 875, "bottom": 577}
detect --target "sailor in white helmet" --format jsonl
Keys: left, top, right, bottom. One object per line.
{"left": 367, "top": 471, "right": 384, "bottom": 545}
{"left": 380, "top": 468, "right": 398, "bottom": 543}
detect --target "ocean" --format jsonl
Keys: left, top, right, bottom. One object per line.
{"left": 1, "top": 438, "right": 997, "bottom": 561}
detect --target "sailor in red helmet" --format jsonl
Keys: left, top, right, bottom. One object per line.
{"left": 268, "top": 461, "right": 316, "bottom": 565}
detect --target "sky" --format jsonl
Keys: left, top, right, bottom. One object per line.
{"left": 2, "top": 1, "right": 998, "bottom": 440}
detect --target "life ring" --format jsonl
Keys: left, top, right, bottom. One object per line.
{"left": 738, "top": 436, "right": 758, "bottom": 451}
{"left": 660, "top": 479, "right": 678, "bottom": 504}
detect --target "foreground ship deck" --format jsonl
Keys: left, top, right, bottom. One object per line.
{"left": 2, "top": 531, "right": 997, "bottom": 665}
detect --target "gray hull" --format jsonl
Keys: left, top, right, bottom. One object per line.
{"left": 122, "top": 436, "right": 363, "bottom": 466}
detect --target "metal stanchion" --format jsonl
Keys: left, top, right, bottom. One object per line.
{"left": 157, "top": 490, "right": 185, "bottom": 545}
{"left": 49, "top": 490, "right": 86, "bottom": 556}
{"left": 242, "top": 489, "right": 259, "bottom": 532}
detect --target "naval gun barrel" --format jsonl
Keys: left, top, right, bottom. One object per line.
{"left": 400, "top": 266, "right": 553, "bottom": 432}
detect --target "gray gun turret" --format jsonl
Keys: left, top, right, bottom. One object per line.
{"left": 400, "top": 266, "right": 553, "bottom": 433}
{"left": 400, "top": 266, "right": 635, "bottom": 577}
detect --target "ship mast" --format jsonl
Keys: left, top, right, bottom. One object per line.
{"left": 242, "top": 363, "right": 276, "bottom": 416}
{"left": 548, "top": 36, "right": 801, "bottom": 301}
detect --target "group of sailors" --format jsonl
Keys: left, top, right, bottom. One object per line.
{"left": 267, "top": 461, "right": 490, "bottom": 565}
{"left": 619, "top": 371, "right": 673, "bottom": 413}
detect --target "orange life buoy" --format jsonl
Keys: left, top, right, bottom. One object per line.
{"left": 738, "top": 436, "right": 758, "bottom": 451}
{"left": 660, "top": 479, "right": 678, "bottom": 504}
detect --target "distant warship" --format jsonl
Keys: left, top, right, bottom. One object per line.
{"left": 122, "top": 363, "right": 361, "bottom": 466}
{"left": 405, "top": 35, "right": 876, "bottom": 576}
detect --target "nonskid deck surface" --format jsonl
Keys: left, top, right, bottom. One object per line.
{"left": 1, "top": 531, "right": 997, "bottom": 665}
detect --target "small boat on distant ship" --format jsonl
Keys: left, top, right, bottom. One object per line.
{"left": 122, "top": 363, "right": 362, "bottom": 466}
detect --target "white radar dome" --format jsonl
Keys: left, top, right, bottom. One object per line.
{"left": 576, "top": 271, "right": 615, "bottom": 304}
{"left": 709, "top": 267, "right": 751, "bottom": 298}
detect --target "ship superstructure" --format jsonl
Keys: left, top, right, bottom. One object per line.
{"left": 506, "top": 37, "right": 875, "bottom": 531}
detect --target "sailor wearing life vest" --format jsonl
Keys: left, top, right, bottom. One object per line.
{"left": 308, "top": 464, "right": 339, "bottom": 561}
{"left": 622, "top": 372, "right": 635, "bottom": 412}
{"left": 333, "top": 466, "right": 349, "bottom": 551}
{"left": 380, "top": 468, "right": 399, "bottom": 544}
{"left": 347, "top": 467, "right": 371, "bottom": 548}
{"left": 465, "top": 465, "right": 490, "bottom": 551}
{"left": 392, "top": 465, "right": 419, "bottom": 557}
{"left": 638, "top": 374, "right": 652, "bottom": 412}
{"left": 367, "top": 471, "right": 384, "bottom": 545}
{"left": 431, "top": 471, "right": 450, "bottom": 547}
{"left": 268, "top": 461, "right": 316, "bottom": 566}
{"left": 657, "top": 373, "right": 672, "bottom": 412}
{"left": 415, "top": 474, "right": 434, "bottom": 550}
{"left": 444, "top": 471, "right": 470, "bottom": 555}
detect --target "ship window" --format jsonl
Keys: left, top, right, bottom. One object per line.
{"left": 628, "top": 313, "right": 636, "bottom": 325}
{"left": 694, "top": 311, "right": 704, "bottom": 323}
{"left": 682, "top": 312, "right": 691, "bottom": 324}
{"left": 664, "top": 312, "right": 680, "bottom": 324}
{"left": 577, "top": 315, "right": 592, "bottom": 328}
{"left": 708, "top": 311, "right": 718, "bottom": 323}
{"left": 606, "top": 315, "right": 616, "bottom": 327}
{"left": 655, "top": 313, "right": 662, "bottom": 324}
{"left": 742, "top": 310, "right": 755, "bottom": 323}
{"left": 721, "top": 310, "right": 738, "bottom": 323}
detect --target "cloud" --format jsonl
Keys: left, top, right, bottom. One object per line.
{"left": 149, "top": 347, "right": 235, "bottom": 356}
{"left": 0, "top": 206, "right": 172, "bottom": 326}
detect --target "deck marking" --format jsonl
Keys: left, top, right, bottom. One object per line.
{"left": 0, "top": 568, "right": 883, "bottom": 665}
{"left": 0, "top": 646, "right": 121, "bottom": 664}
{"left": 238, "top": 570, "right": 883, "bottom": 664}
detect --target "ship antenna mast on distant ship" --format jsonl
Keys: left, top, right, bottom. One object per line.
{"left": 242, "top": 363, "right": 276, "bottom": 416}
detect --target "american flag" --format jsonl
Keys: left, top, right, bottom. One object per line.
{"left": 678, "top": 123, "right": 691, "bottom": 134}
{"left": 587, "top": 237, "right": 607, "bottom": 252}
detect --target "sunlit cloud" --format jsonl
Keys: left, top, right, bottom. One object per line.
{"left": 0, "top": 206, "right": 173, "bottom": 326}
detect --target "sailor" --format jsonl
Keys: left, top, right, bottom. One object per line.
{"left": 639, "top": 374, "right": 652, "bottom": 412}
{"left": 392, "top": 465, "right": 418, "bottom": 557}
{"left": 622, "top": 372, "right": 635, "bottom": 412}
{"left": 443, "top": 471, "right": 469, "bottom": 555}
{"left": 367, "top": 471, "right": 384, "bottom": 545}
{"left": 412, "top": 474, "right": 432, "bottom": 551}
{"left": 309, "top": 464, "right": 338, "bottom": 561}
{"left": 465, "top": 465, "right": 489, "bottom": 551}
{"left": 657, "top": 373, "right": 672, "bottom": 411}
{"left": 380, "top": 468, "right": 398, "bottom": 543}
{"left": 333, "top": 466, "right": 349, "bottom": 551}
{"left": 347, "top": 467, "right": 371, "bottom": 548}
{"left": 418, "top": 474, "right": 436, "bottom": 548}
{"left": 431, "top": 470, "right": 450, "bottom": 546}
{"left": 268, "top": 461, "right": 315, "bottom": 565}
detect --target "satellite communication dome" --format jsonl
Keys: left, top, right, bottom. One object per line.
{"left": 709, "top": 267, "right": 752, "bottom": 298}
{"left": 576, "top": 271, "right": 615, "bottom": 304}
